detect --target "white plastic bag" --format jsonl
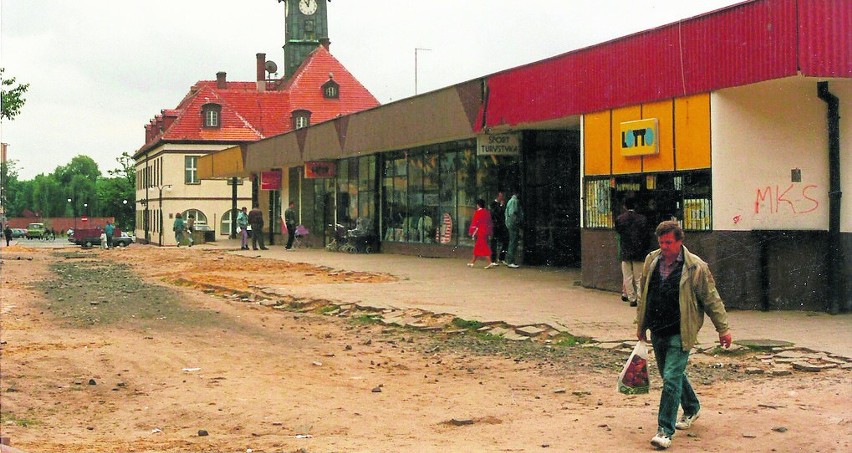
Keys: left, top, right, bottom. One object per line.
{"left": 617, "top": 341, "right": 650, "bottom": 394}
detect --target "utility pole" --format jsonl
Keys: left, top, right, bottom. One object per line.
{"left": 415, "top": 47, "right": 432, "bottom": 95}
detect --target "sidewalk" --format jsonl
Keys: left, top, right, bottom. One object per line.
{"left": 205, "top": 239, "right": 851, "bottom": 359}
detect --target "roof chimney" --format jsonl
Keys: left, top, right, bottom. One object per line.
{"left": 256, "top": 53, "right": 267, "bottom": 92}
{"left": 216, "top": 71, "right": 227, "bottom": 89}
{"left": 319, "top": 37, "right": 331, "bottom": 50}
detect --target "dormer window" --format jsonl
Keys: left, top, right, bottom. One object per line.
{"left": 292, "top": 109, "right": 312, "bottom": 130}
{"left": 322, "top": 74, "right": 339, "bottom": 99}
{"left": 202, "top": 103, "right": 221, "bottom": 128}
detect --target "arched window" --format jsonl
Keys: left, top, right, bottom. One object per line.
{"left": 201, "top": 104, "right": 221, "bottom": 128}
{"left": 220, "top": 209, "right": 239, "bottom": 236}
{"left": 181, "top": 209, "right": 208, "bottom": 230}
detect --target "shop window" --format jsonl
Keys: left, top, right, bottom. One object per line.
{"left": 585, "top": 170, "right": 712, "bottom": 231}
{"left": 584, "top": 178, "right": 613, "bottom": 228}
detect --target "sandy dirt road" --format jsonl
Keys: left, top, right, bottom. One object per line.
{"left": 0, "top": 244, "right": 849, "bottom": 452}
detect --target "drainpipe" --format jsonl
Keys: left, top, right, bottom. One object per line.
{"left": 817, "top": 81, "right": 844, "bottom": 314}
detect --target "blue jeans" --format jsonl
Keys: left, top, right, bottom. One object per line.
{"left": 650, "top": 334, "right": 700, "bottom": 436}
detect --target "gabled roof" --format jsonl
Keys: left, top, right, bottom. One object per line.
{"left": 136, "top": 45, "right": 379, "bottom": 158}
{"left": 282, "top": 45, "right": 380, "bottom": 126}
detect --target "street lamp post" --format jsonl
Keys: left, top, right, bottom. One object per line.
{"left": 151, "top": 185, "right": 171, "bottom": 246}
{"left": 67, "top": 198, "right": 76, "bottom": 231}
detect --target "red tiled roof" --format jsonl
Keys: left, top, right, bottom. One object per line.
{"left": 283, "top": 45, "right": 380, "bottom": 126}
{"left": 137, "top": 46, "right": 380, "bottom": 157}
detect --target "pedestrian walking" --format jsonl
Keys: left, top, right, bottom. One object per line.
{"left": 3, "top": 224, "right": 12, "bottom": 247}
{"left": 248, "top": 205, "right": 268, "bottom": 250}
{"left": 237, "top": 207, "right": 249, "bottom": 250}
{"left": 186, "top": 216, "right": 195, "bottom": 247}
{"left": 504, "top": 190, "right": 522, "bottom": 268}
{"left": 489, "top": 191, "right": 508, "bottom": 265}
{"left": 615, "top": 198, "right": 650, "bottom": 307}
{"left": 467, "top": 199, "right": 496, "bottom": 269}
{"left": 173, "top": 212, "right": 185, "bottom": 247}
{"left": 635, "top": 220, "right": 732, "bottom": 450}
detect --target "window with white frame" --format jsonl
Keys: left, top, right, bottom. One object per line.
{"left": 185, "top": 156, "right": 199, "bottom": 184}
{"left": 202, "top": 104, "right": 221, "bottom": 128}
{"left": 292, "top": 109, "right": 311, "bottom": 130}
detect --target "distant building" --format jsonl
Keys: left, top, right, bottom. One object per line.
{"left": 133, "top": 0, "right": 378, "bottom": 245}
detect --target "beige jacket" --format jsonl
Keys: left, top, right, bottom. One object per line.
{"left": 635, "top": 245, "right": 729, "bottom": 351}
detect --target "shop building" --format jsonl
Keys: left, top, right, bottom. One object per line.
{"left": 203, "top": 0, "right": 850, "bottom": 312}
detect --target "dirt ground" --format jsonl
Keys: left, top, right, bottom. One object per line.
{"left": 1, "top": 244, "right": 849, "bottom": 452}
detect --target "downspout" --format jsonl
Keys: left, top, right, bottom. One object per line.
{"left": 816, "top": 81, "right": 844, "bottom": 314}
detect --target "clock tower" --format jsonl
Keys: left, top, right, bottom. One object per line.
{"left": 280, "top": 0, "right": 330, "bottom": 80}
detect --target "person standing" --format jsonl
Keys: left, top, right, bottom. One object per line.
{"left": 635, "top": 220, "right": 732, "bottom": 450}
{"left": 615, "top": 198, "right": 650, "bottom": 307}
{"left": 172, "top": 213, "right": 185, "bottom": 247}
{"left": 248, "top": 205, "right": 268, "bottom": 250}
{"left": 104, "top": 221, "right": 115, "bottom": 250}
{"left": 186, "top": 215, "right": 195, "bottom": 247}
{"left": 237, "top": 207, "right": 249, "bottom": 250}
{"left": 3, "top": 224, "right": 12, "bottom": 247}
{"left": 489, "top": 191, "right": 508, "bottom": 265}
{"left": 284, "top": 201, "right": 297, "bottom": 250}
{"left": 467, "top": 199, "right": 495, "bottom": 269}
{"left": 504, "top": 190, "right": 522, "bottom": 268}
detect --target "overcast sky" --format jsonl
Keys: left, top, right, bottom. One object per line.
{"left": 1, "top": 0, "right": 743, "bottom": 180}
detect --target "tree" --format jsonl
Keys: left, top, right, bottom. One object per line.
{"left": 0, "top": 160, "right": 22, "bottom": 217}
{"left": 1, "top": 68, "right": 30, "bottom": 121}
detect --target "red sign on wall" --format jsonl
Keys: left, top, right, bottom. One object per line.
{"left": 305, "top": 161, "right": 336, "bottom": 179}
{"left": 260, "top": 171, "right": 282, "bottom": 190}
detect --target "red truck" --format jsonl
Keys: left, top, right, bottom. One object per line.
{"left": 68, "top": 227, "right": 133, "bottom": 248}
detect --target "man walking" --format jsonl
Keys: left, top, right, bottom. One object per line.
{"left": 489, "top": 191, "right": 508, "bottom": 265}
{"left": 615, "top": 198, "right": 649, "bottom": 307}
{"left": 247, "top": 205, "right": 268, "bottom": 250}
{"left": 636, "top": 220, "right": 732, "bottom": 450}
{"left": 504, "top": 190, "right": 522, "bottom": 268}
{"left": 237, "top": 207, "right": 249, "bottom": 250}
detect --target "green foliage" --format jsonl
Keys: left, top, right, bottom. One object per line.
{"left": 451, "top": 317, "right": 484, "bottom": 330}
{"left": 0, "top": 68, "right": 30, "bottom": 121}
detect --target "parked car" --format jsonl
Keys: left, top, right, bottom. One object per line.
{"left": 26, "top": 222, "right": 47, "bottom": 239}
{"left": 12, "top": 228, "right": 27, "bottom": 238}
{"left": 69, "top": 227, "right": 131, "bottom": 247}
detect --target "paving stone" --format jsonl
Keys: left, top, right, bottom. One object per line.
{"left": 770, "top": 368, "right": 793, "bottom": 376}
{"left": 744, "top": 367, "right": 764, "bottom": 375}
{"left": 504, "top": 332, "right": 531, "bottom": 342}
{"left": 488, "top": 327, "right": 513, "bottom": 337}
{"left": 791, "top": 362, "right": 823, "bottom": 372}
{"left": 737, "top": 339, "right": 794, "bottom": 349}
{"left": 516, "top": 326, "right": 546, "bottom": 337}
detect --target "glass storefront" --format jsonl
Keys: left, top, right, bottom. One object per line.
{"left": 583, "top": 169, "right": 713, "bottom": 231}
{"left": 381, "top": 139, "right": 517, "bottom": 248}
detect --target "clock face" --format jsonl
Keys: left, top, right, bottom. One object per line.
{"left": 298, "top": 0, "right": 317, "bottom": 15}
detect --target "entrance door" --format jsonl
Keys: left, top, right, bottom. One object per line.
{"left": 522, "top": 130, "right": 581, "bottom": 267}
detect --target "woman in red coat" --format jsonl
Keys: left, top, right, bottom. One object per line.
{"left": 468, "top": 198, "right": 497, "bottom": 269}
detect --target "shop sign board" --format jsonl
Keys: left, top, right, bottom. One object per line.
{"left": 620, "top": 119, "right": 659, "bottom": 157}
{"left": 305, "top": 161, "right": 336, "bottom": 179}
{"left": 477, "top": 132, "right": 520, "bottom": 156}
{"left": 260, "top": 170, "right": 282, "bottom": 190}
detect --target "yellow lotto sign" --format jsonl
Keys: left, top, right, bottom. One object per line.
{"left": 620, "top": 118, "right": 659, "bottom": 157}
